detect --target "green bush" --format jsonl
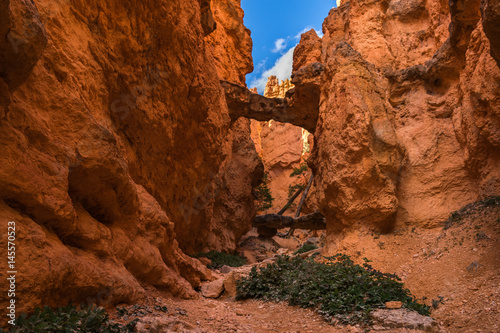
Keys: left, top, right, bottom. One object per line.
{"left": 290, "top": 163, "right": 308, "bottom": 177}
{"left": 293, "top": 243, "right": 318, "bottom": 255}
{"left": 444, "top": 196, "right": 500, "bottom": 229}
{"left": 194, "top": 250, "right": 246, "bottom": 269}
{"left": 255, "top": 173, "right": 274, "bottom": 212}
{"left": 1, "top": 304, "right": 123, "bottom": 333}
{"left": 236, "top": 255, "right": 429, "bottom": 325}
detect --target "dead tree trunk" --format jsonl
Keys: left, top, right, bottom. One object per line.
{"left": 277, "top": 185, "right": 303, "bottom": 215}
{"left": 295, "top": 174, "right": 314, "bottom": 218}
{"left": 288, "top": 174, "right": 314, "bottom": 236}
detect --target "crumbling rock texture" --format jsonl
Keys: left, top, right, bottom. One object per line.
{"left": 292, "top": 0, "right": 500, "bottom": 246}
{"left": 292, "top": 29, "right": 322, "bottom": 72}
{"left": 179, "top": 0, "right": 261, "bottom": 254}
{"left": 481, "top": 0, "right": 500, "bottom": 67}
{"left": 0, "top": 0, "right": 47, "bottom": 89}
{"left": 200, "top": 117, "right": 263, "bottom": 252}
{"left": 313, "top": 40, "right": 404, "bottom": 233}
{"left": 205, "top": 0, "right": 253, "bottom": 85}
{"left": 264, "top": 76, "right": 294, "bottom": 98}
{"left": 223, "top": 80, "right": 299, "bottom": 127}
{"left": 0, "top": 0, "right": 256, "bottom": 319}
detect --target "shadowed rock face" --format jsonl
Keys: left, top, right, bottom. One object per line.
{"left": 0, "top": 0, "right": 47, "bottom": 89}
{"left": 199, "top": 0, "right": 217, "bottom": 36}
{"left": 481, "top": 0, "right": 500, "bottom": 67}
{"left": 178, "top": 0, "right": 261, "bottom": 255}
{"left": 222, "top": 80, "right": 289, "bottom": 123}
{"left": 0, "top": 0, "right": 256, "bottom": 319}
{"left": 293, "top": 0, "right": 500, "bottom": 249}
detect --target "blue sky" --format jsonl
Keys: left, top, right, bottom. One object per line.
{"left": 241, "top": 0, "right": 337, "bottom": 94}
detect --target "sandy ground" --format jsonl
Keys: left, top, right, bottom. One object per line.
{"left": 111, "top": 294, "right": 432, "bottom": 333}
{"left": 109, "top": 199, "right": 499, "bottom": 333}
{"left": 327, "top": 200, "right": 500, "bottom": 333}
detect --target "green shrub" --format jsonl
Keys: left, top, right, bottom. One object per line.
{"left": 293, "top": 243, "right": 318, "bottom": 254}
{"left": 1, "top": 304, "right": 123, "bottom": 333}
{"left": 255, "top": 173, "right": 274, "bottom": 212}
{"left": 236, "top": 255, "right": 429, "bottom": 325}
{"left": 290, "top": 163, "right": 308, "bottom": 177}
{"left": 194, "top": 250, "right": 246, "bottom": 269}
{"left": 444, "top": 196, "right": 500, "bottom": 229}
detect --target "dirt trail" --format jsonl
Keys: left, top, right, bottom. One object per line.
{"left": 111, "top": 294, "right": 430, "bottom": 333}
{"left": 109, "top": 199, "right": 499, "bottom": 333}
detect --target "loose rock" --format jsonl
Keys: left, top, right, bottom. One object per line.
{"left": 370, "top": 309, "right": 437, "bottom": 332}
{"left": 201, "top": 279, "right": 225, "bottom": 299}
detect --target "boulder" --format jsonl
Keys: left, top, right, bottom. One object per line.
{"left": 370, "top": 309, "right": 438, "bottom": 332}
{"left": 385, "top": 301, "right": 403, "bottom": 309}
{"left": 201, "top": 279, "right": 225, "bottom": 299}
{"left": 223, "top": 266, "right": 253, "bottom": 297}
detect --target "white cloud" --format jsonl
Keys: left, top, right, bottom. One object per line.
{"left": 294, "top": 26, "right": 324, "bottom": 40}
{"left": 272, "top": 38, "right": 287, "bottom": 53}
{"left": 249, "top": 46, "right": 296, "bottom": 94}
{"left": 255, "top": 59, "right": 267, "bottom": 71}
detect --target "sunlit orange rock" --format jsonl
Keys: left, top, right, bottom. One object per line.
{"left": 0, "top": 0, "right": 255, "bottom": 321}
{"left": 292, "top": 0, "right": 500, "bottom": 251}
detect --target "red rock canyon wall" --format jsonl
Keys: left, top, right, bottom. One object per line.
{"left": 0, "top": 0, "right": 257, "bottom": 320}
{"left": 293, "top": 0, "right": 499, "bottom": 249}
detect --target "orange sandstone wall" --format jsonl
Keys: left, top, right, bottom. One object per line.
{"left": 293, "top": 0, "right": 500, "bottom": 248}
{"left": 200, "top": 0, "right": 262, "bottom": 253}
{"left": 0, "top": 0, "right": 255, "bottom": 319}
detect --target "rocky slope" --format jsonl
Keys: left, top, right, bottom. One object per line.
{"left": 292, "top": 0, "right": 500, "bottom": 250}
{"left": 0, "top": 0, "right": 258, "bottom": 320}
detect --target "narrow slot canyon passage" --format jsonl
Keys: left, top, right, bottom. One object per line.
{"left": 0, "top": 0, "right": 499, "bottom": 332}
{"left": 248, "top": 76, "right": 318, "bottom": 237}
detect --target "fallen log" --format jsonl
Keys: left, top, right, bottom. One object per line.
{"left": 254, "top": 211, "right": 326, "bottom": 231}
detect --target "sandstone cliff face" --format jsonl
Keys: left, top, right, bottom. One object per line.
{"left": 481, "top": 0, "right": 500, "bottom": 67}
{"left": 294, "top": 0, "right": 500, "bottom": 246}
{"left": 253, "top": 120, "right": 304, "bottom": 213}
{"left": 198, "top": 116, "right": 262, "bottom": 252}
{"left": 205, "top": 0, "right": 253, "bottom": 85}
{"left": 0, "top": 0, "right": 254, "bottom": 318}
{"left": 178, "top": 0, "right": 261, "bottom": 253}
